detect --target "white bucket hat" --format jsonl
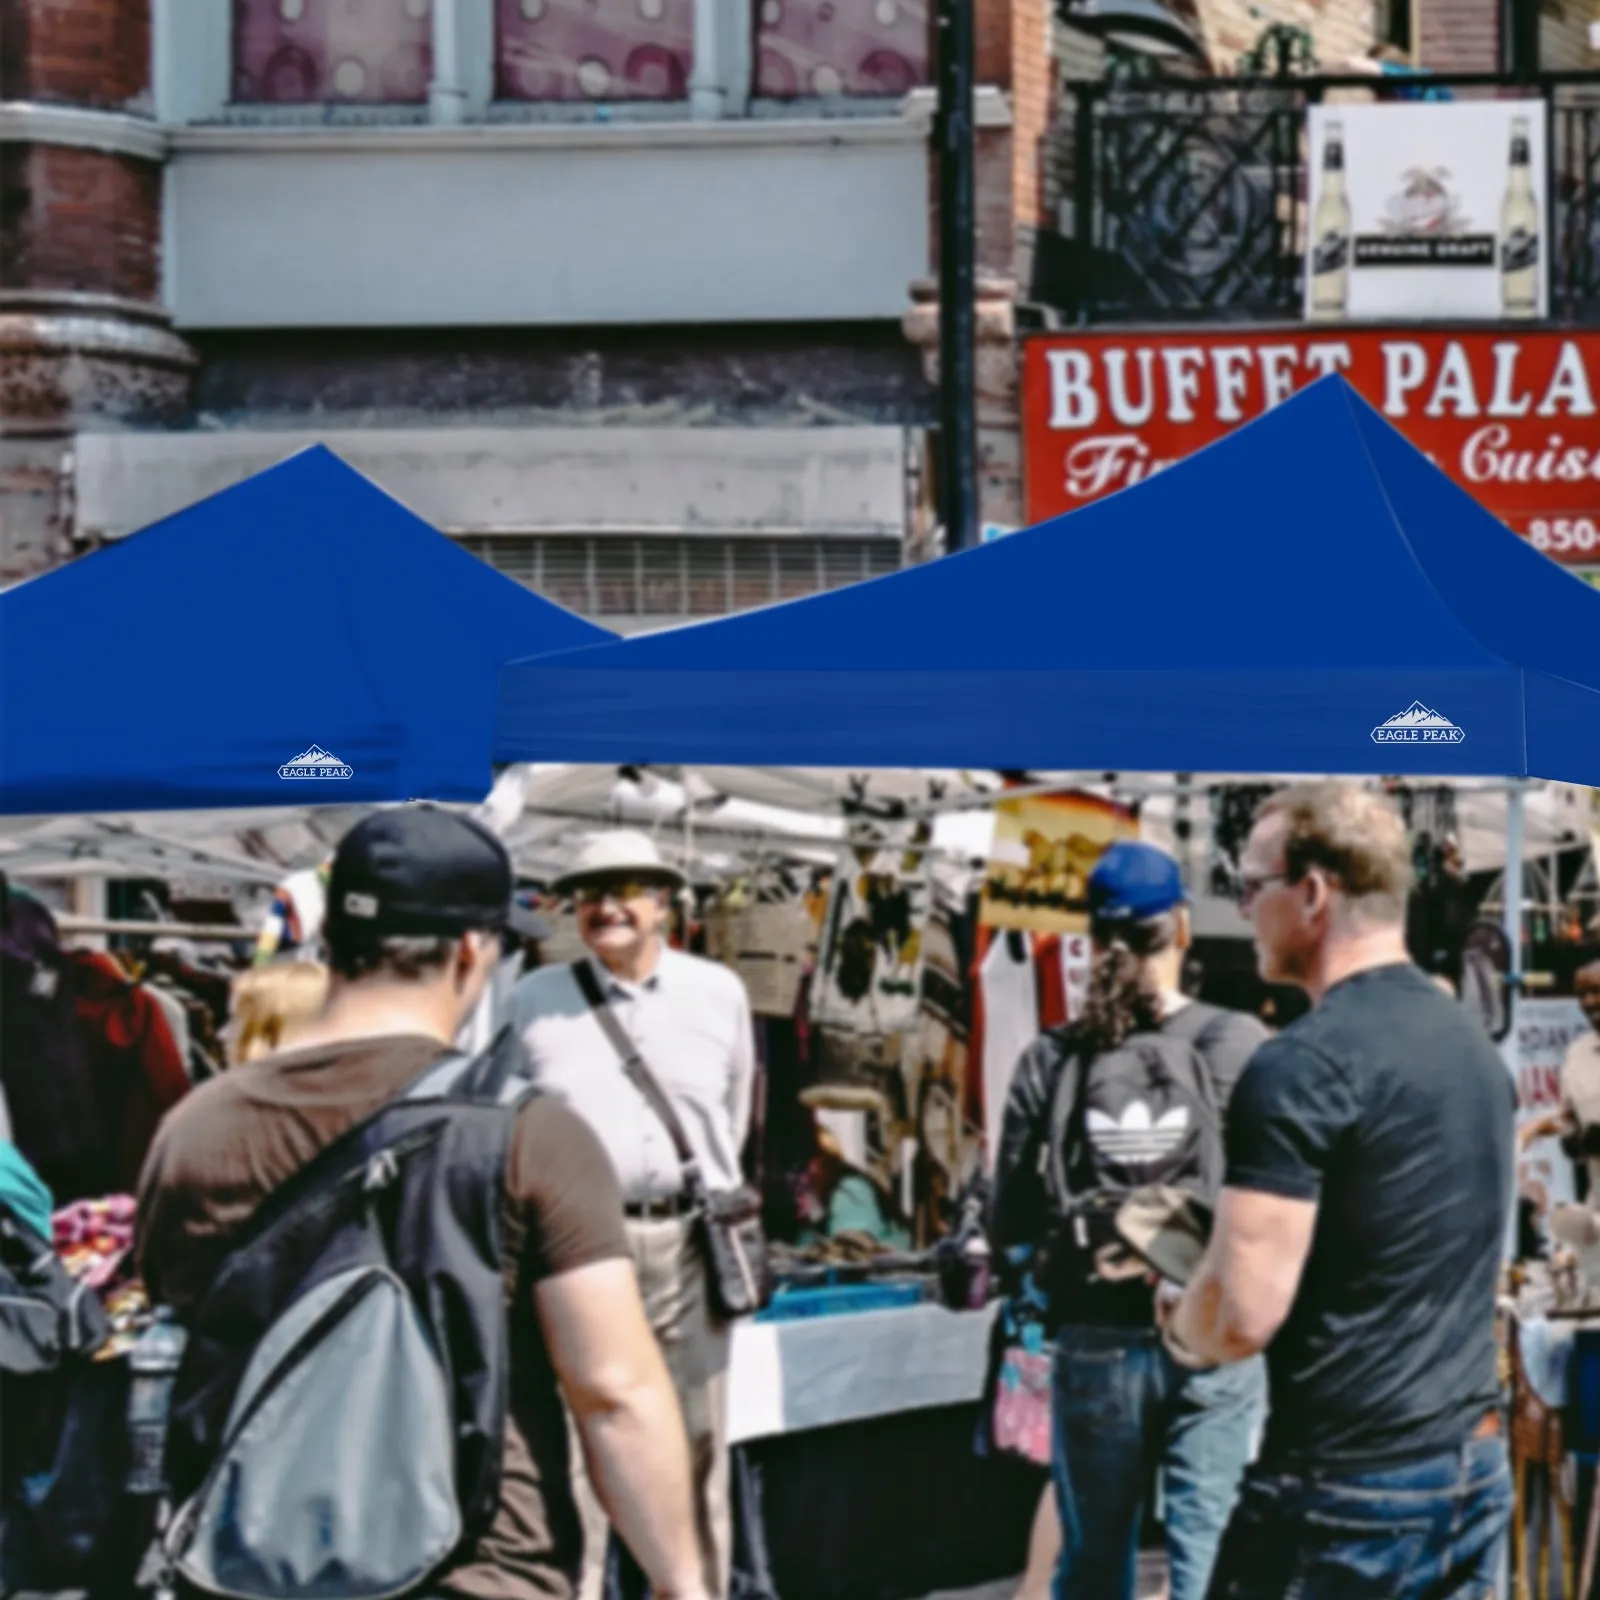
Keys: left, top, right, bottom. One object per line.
{"left": 552, "top": 829, "right": 687, "bottom": 896}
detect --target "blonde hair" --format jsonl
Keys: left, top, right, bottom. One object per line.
{"left": 228, "top": 961, "right": 330, "bottom": 1066}
{"left": 1257, "top": 782, "right": 1413, "bottom": 924}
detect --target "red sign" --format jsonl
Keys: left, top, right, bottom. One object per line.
{"left": 1022, "top": 329, "right": 1600, "bottom": 565}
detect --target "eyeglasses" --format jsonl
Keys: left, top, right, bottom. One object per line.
{"left": 573, "top": 879, "right": 664, "bottom": 907}
{"left": 1236, "top": 871, "right": 1291, "bottom": 910}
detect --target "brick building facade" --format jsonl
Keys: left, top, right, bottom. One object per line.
{"left": 0, "top": 0, "right": 192, "bottom": 575}
{"left": 0, "top": 0, "right": 937, "bottom": 620}
{"left": 2, "top": 0, "right": 1594, "bottom": 594}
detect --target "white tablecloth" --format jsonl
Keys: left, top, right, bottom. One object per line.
{"left": 727, "top": 1301, "right": 1000, "bottom": 1445}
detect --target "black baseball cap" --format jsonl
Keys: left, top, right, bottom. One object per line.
{"left": 326, "top": 806, "right": 513, "bottom": 939}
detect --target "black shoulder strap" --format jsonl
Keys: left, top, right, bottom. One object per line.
{"left": 572, "top": 961, "right": 706, "bottom": 1201}
{"left": 1042, "top": 1032, "right": 1085, "bottom": 1214}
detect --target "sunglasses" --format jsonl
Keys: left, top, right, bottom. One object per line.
{"left": 572, "top": 878, "right": 668, "bottom": 906}
{"left": 1236, "top": 871, "right": 1292, "bottom": 910}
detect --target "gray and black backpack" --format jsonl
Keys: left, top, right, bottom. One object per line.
{"left": 1041, "top": 1005, "right": 1231, "bottom": 1281}
{"left": 161, "top": 1026, "right": 534, "bottom": 1600}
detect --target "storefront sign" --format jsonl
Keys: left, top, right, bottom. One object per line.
{"left": 1503, "top": 997, "right": 1588, "bottom": 1215}
{"left": 1305, "top": 102, "right": 1548, "bottom": 323}
{"left": 1022, "top": 329, "right": 1600, "bottom": 562}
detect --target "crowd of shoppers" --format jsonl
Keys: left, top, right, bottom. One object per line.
{"left": 0, "top": 779, "right": 1523, "bottom": 1600}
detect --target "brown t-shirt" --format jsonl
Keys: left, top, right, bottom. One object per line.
{"left": 136, "top": 1032, "right": 629, "bottom": 1600}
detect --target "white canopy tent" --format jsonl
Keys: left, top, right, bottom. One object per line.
{"left": 3, "top": 768, "right": 1591, "bottom": 944}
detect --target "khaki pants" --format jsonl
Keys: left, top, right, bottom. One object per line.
{"left": 568, "top": 1214, "right": 731, "bottom": 1600}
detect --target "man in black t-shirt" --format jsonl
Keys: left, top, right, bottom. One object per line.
{"left": 1165, "top": 783, "right": 1514, "bottom": 1600}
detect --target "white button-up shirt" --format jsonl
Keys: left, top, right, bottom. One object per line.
{"left": 513, "top": 948, "right": 756, "bottom": 1202}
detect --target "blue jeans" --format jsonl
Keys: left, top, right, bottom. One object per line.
{"left": 1203, "top": 1435, "right": 1511, "bottom": 1600}
{"left": 1051, "top": 1324, "right": 1264, "bottom": 1600}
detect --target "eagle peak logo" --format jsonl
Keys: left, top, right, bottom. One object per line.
{"left": 1371, "top": 701, "right": 1465, "bottom": 746}
{"left": 277, "top": 745, "right": 354, "bottom": 781}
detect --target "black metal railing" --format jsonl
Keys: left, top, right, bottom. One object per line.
{"left": 1043, "top": 71, "right": 1600, "bottom": 325}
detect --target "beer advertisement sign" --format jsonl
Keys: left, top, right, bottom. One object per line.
{"left": 1022, "top": 329, "right": 1600, "bottom": 565}
{"left": 1305, "top": 101, "right": 1548, "bottom": 323}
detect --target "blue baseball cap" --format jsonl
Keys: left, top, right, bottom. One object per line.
{"left": 1088, "top": 841, "right": 1187, "bottom": 923}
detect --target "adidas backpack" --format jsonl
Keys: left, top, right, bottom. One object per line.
{"left": 1041, "top": 1004, "right": 1229, "bottom": 1282}
{"left": 161, "top": 1027, "right": 534, "bottom": 1600}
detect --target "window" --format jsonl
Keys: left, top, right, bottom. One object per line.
{"left": 495, "top": 0, "right": 695, "bottom": 101}
{"left": 1382, "top": 0, "right": 1413, "bottom": 56}
{"left": 232, "top": 0, "right": 433, "bottom": 104}
{"left": 753, "top": 0, "right": 928, "bottom": 99}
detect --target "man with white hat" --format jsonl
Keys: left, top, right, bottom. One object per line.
{"left": 514, "top": 831, "right": 755, "bottom": 1600}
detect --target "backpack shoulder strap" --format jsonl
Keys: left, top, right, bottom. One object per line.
{"left": 1042, "top": 1030, "right": 1085, "bottom": 1214}
{"left": 404, "top": 1024, "right": 533, "bottom": 1109}
{"left": 1160, "top": 999, "right": 1227, "bottom": 1050}
{"left": 1159, "top": 1002, "right": 1230, "bottom": 1102}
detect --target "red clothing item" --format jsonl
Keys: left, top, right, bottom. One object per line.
{"left": 66, "top": 952, "right": 189, "bottom": 1195}
{"left": 1035, "top": 933, "right": 1068, "bottom": 1030}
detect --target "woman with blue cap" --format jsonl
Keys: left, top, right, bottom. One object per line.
{"left": 990, "top": 841, "right": 1269, "bottom": 1600}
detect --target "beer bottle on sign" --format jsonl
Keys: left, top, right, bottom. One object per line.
{"left": 1500, "top": 115, "right": 1539, "bottom": 318}
{"left": 1309, "top": 121, "right": 1352, "bottom": 322}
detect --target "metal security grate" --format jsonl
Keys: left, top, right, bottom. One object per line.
{"left": 454, "top": 535, "right": 902, "bottom": 621}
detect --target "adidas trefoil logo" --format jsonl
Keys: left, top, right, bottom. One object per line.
{"left": 1086, "top": 1102, "right": 1189, "bottom": 1164}
{"left": 277, "top": 745, "right": 355, "bottom": 781}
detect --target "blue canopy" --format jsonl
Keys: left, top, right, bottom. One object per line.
{"left": 2, "top": 447, "right": 607, "bottom": 814}
{"left": 496, "top": 377, "right": 1600, "bottom": 785}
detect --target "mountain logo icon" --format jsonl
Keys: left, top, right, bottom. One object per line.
{"left": 1086, "top": 1102, "right": 1190, "bottom": 1165}
{"left": 278, "top": 745, "right": 355, "bottom": 781}
{"left": 1371, "top": 702, "right": 1465, "bottom": 746}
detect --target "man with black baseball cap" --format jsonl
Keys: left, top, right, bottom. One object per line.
{"left": 139, "top": 805, "right": 710, "bottom": 1600}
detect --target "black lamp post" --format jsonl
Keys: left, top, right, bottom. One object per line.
{"left": 935, "top": 0, "right": 979, "bottom": 555}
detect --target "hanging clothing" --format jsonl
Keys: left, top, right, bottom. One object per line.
{"left": 66, "top": 951, "right": 189, "bottom": 1198}
{"left": 2, "top": 888, "right": 108, "bottom": 1207}
{"left": 1035, "top": 934, "right": 1069, "bottom": 1031}
{"left": 145, "top": 984, "right": 193, "bottom": 1082}
{"left": 977, "top": 930, "right": 1040, "bottom": 1171}
{"left": 0, "top": 1139, "right": 52, "bottom": 1239}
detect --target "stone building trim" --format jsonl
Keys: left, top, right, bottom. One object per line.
{"left": 166, "top": 108, "right": 933, "bottom": 157}
{"left": 0, "top": 102, "right": 167, "bottom": 163}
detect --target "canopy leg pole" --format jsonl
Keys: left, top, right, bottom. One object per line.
{"left": 1506, "top": 783, "right": 1526, "bottom": 996}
